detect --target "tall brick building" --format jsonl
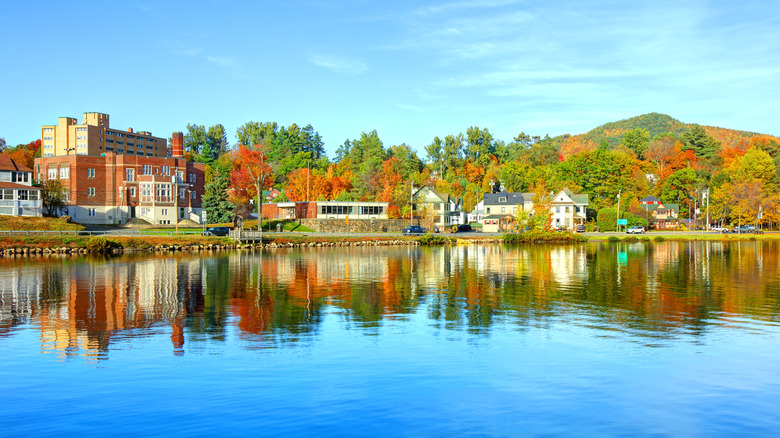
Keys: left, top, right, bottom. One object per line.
{"left": 41, "top": 112, "right": 167, "bottom": 158}
{"left": 34, "top": 132, "right": 205, "bottom": 225}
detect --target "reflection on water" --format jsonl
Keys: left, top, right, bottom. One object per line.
{"left": 1, "top": 241, "right": 779, "bottom": 360}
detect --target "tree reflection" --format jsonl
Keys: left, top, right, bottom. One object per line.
{"left": 1, "top": 241, "right": 779, "bottom": 359}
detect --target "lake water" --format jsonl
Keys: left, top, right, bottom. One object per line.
{"left": 1, "top": 242, "right": 779, "bottom": 437}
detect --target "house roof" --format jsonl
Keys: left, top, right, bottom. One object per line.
{"left": 414, "top": 185, "right": 462, "bottom": 206}
{"left": 640, "top": 195, "right": 661, "bottom": 203}
{"left": 483, "top": 190, "right": 533, "bottom": 206}
{"left": 483, "top": 214, "right": 515, "bottom": 220}
{"left": 0, "top": 182, "right": 40, "bottom": 190}
{"left": 553, "top": 188, "right": 588, "bottom": 205}
{"left": 0, "top": 154, "right": 33, "bottom": 172}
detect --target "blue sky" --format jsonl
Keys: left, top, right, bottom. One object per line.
{"left": 2, "top": 0, "right": 778, "bottom": 157}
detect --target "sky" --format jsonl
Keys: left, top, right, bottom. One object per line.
{"left": 2, "top": 0, "right": 779, "bottom": 158}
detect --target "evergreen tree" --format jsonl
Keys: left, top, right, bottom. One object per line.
{"left": 202, "top": 162, "right": 234, "bottom": 223}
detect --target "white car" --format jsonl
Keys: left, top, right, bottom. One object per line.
{"left": 626, "top": 226, "right": 645, "bottom": 234}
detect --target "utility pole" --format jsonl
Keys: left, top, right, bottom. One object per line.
{"left": 616, "top": 189, "right": 621, "bottom": 232}
{"left": 410, "top": 181, "right": 414, "bottom": 227}
{"left": 306, "top": 160, "right": 310, "bottom": 203}
{"left": 172, "top": 175, "right": 178, "bottom": 235}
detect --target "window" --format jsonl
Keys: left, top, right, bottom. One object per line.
{"left": 117, "top": 140, "right": 124, "bottom": 145}
{"left": 48, "top": 168, "right": 57, "bottom": 179}
{"left": 179, "top": 188, "right": 185, "bottom": 199}
{"left": 130, "top": 187, "right": 136, "bottom": 197}
{"left": 556, "top": 206, "right": 561, "bottom": 213}
{"left": 44, "top": 144, "right": 54, "bottom": 149}
{"left": 157, "top": 184, "right": 171, "bottom": 198}
{"left": 88, "top": 187, "right": 95, "bottom": 196}
{"left": 29, "top": 191, "right": 39, "bottom": 201}
{"left": 141, "top": 183, "right": 152, "bottom": 197}
{"left": 44, "top": 128, "right": 54, "bottom": 133}
{"left": 117, "top": 148, "right": 124, "bottom": 153}
{"left": 190, "top": 191, "right": 196, "bottom": 200}
{"left": 501, "top": 207, "right": 505, "bottom": 213}
{"left": 141, "top": 207, "right": 151, "bottom": 216}
{"left": 486, "top": 207, "right": 491, "bottom": 214}
{"left": 76, "top": 127, "right": 86, "bottom": 132}
{"left": 18, "top": 190, "right": 28, "bottom": 201}
{"left": 77, "top": 136, "right": 86, "bottom": 140}
{"left": 161, "top": 166, "right": 170, "bottom": 175}
{"left": 499, "top": 197, "right": 507, "bottom": 202}
{"left": 126, "top": 169, "right": 134, "bottom": 181}
{"left": 189, "top": 173, "right": 195, "bottom": 183}
{"left": 88, "top": 208, "right": 96, "bottom": 217}
{"left": 12, "top": 172, "right": 30, "bottom": 183}
{"left": 162, "top": 209, "right": 168, "bottom": 216}
{"left": 0, "top": 189, "right": 12, "bottom": 200}
{"left": 43, "top": 136, "right": 53, "bottom": 140}
{"left": 44, "top": 153, "right": 54, "bottom": 157}
{"left": 142, "top": 165, "right": 152, "bottom": 175}
{"left": 106, "top": 138, "right": 114, "bottom": 144}
{"left": 88, "top": 168, "right": 95, "bottom": 178}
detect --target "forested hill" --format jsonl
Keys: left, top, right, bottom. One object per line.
{"left": 550, "top": 112, "right": 777, "bottom": 154}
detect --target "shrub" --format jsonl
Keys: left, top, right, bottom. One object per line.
{"left": 85, "top": 236, "right": 122, "bottom": 252}
{"left": 419, "top": 234, "right": 454, "bottom": 245}
{"left": 623, "top": 236, "right": 639, "bottom": 242}
{"left": 504, "top": 230, "right": 586, "bottom": 244}
{"left": 653, "top": 235, "right": 665, "bottom": 242}
{"left": 607, "top": 236, "right": 620, "bottom": 242}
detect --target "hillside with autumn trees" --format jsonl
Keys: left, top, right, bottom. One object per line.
{"left": 3, "top": 112, "right": 780, "bottom": 228}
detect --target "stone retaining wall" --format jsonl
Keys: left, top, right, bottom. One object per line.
{"left": 299, "top": 219, "right": 420, "bottom": 233}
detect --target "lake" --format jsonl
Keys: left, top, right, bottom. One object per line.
{"left": 1, "top": 241, "right": 779, "bottom": 437}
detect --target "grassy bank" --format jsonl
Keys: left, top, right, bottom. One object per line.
{"left": 0, "top": 216, "right": 85, "bottom": 231}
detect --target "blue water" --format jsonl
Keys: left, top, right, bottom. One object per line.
{"left": 1, "top": 242, "right": 779, "bottom": 436}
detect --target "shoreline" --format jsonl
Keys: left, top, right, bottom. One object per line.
{"left": 0, "top": 232, "right": 773, "bottom": 257}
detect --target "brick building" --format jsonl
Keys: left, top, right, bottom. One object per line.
{"left": 262, "top": 201, "right": 388, "bottom": 220}
{"left": 41, "top": 112, "right": 167, "bottom": 158}
{"left": 34, "top": 133, "right": 205, "bottom": 225}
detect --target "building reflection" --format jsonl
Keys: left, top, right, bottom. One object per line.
{"left": 1, "top": 241, "right": 779, "bottom": 360}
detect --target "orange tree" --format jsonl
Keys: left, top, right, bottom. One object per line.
{"left": 230, "top": 142, "right": 274, "bottom": 231}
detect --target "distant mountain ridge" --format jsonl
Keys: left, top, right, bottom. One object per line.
{"left": 550, "top": 112, "right": 778, "bottom": 151}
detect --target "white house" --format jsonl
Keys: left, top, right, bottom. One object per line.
{"left": 0, "top": 154, "right": 41, "bottom": 217}
{"left": 549, "top": 188, "right": 588, "bottom": 230}
{"left": 412, "top": 186, "right": 466, "bottom": 226}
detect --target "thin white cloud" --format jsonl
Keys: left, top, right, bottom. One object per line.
{"left": 415, "top": 0, "right": 524, "bottom": 15}
{"left": 309, "top": 53, "right": 368, "bottom": 75}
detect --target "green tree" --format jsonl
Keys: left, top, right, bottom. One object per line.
{"left": 621, "top": 128, "right": 650, "bottom": 159}
{"left": 465, "top": 126, "right": 495, "bottom": 167}
{"left": 184, "top": 124, "right": 208, "bottom": 156}
{"left": 236, "top": 121, "right": 278, "bottom": 148}
{"left": 202, "top": 168, "right": 234, "bottom": 224}
{"left": 681, "top": 125, "right": 721, "bottom": 166}
{"left": 425, "top": 136, "right": 445, "bottom": 177}
{"left": 41, "top": 179, "right": 68, "bottom": 217}
{"left": 728, "top": 147, "right": 776, "bottom": 191}
{"left": 660, "top": 168, "right": 700, "bottom": 216}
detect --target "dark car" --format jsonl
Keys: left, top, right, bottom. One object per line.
{"left": 403, "top": 225, "right": 426, "bottom": 236}
{"left": 574, "top": 224, "right": 586, "bottom": 233}
{"left": 455, "top": 224, "right": 473, "bottom": 233}
{"left": 203, "top": 226, "right": 230, "bottom": 236}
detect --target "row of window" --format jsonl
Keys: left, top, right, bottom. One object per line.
{"left": 0, "top": 189, "right": 39, "bottom": 201}
{"left": 319, "top": 205, "right": 385, "bottom": 215}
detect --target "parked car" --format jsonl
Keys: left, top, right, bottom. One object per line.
{"left": 403, "top": 225, "right": 426, "bottom": 236}
{"left": 203, "top": 226, "right": 230, "bottom": 236}
{"left": 455, "top": 224, "right": 473, "bottom": 233}
{"left": 732, "top": 225, "right": 754, "bottom": 234}
{"left": 626, "top": 226, "right": 645, "bottom": 234}
{"left": 574, "top": 224, "right": 586, "bottom": 233}
{"left": 711, "top": 226, "right": 727, "bottom": 233}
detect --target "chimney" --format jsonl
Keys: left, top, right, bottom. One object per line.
{"left": 128, "top": 127, "right": 134, "bottom": 133}
{"left": 172, "top": 132, "right": 184, "bottom": 158}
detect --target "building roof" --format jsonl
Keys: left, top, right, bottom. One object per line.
{"left": 0, "top": 154, "right": 33, "bottom": 172}
{"left": 483, "top": 190, "right": 533, "bottom": 206}
{"left": 640, "top": 195, "right": 661, "bottom": 203}
{"left": 0, "top": 182, "right": 40, "bottom": 190}
{"left": 483, "top": 214, "right": 515, "bottom": 220}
